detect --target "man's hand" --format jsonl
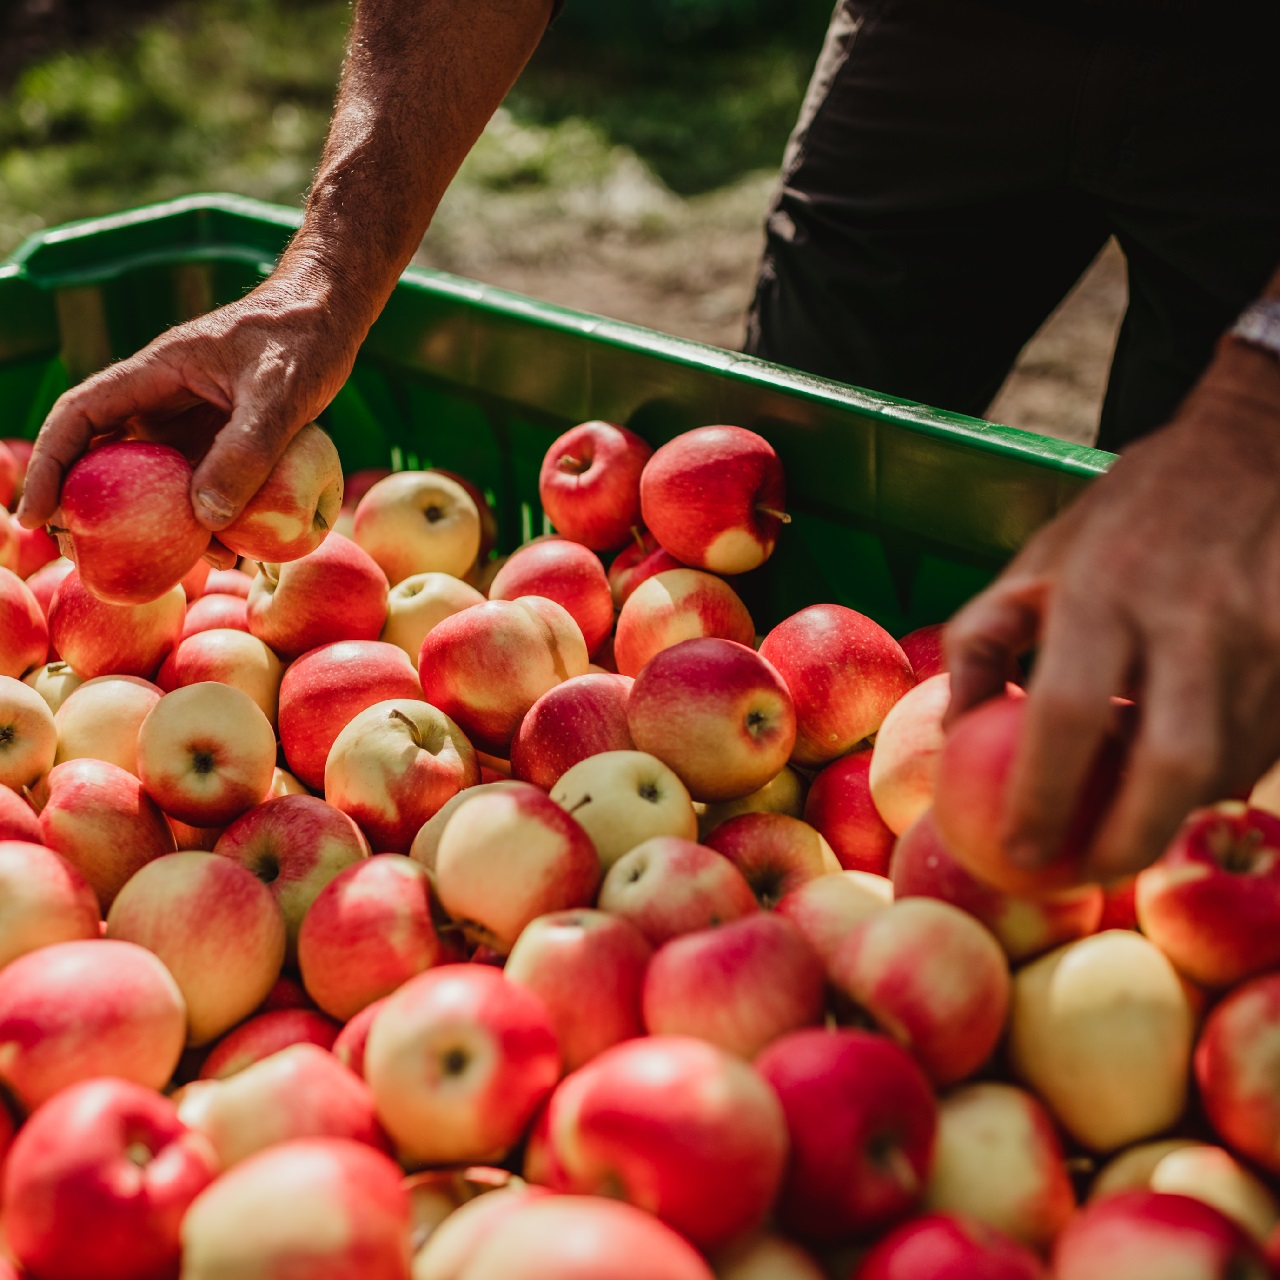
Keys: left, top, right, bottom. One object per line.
{"left": 945, "top": 340, "right": 1280, "bottom": 883}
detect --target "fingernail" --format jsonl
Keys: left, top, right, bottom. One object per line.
{"left": 195, "top": 488, "right": 235, "bottom": 525}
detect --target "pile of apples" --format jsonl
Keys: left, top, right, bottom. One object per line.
{"left": 0, "top": 419, "right": 1279, "bottom": 1280}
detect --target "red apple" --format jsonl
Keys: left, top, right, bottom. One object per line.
{"left": 53, "top": 673, "right": 161, "bottom": 776}
{"left": 639, "top": 425, "right": 786, "bottom": 575}
{"left": 539, "top": 420, "right": 653, "bottom": 551}
{"left": 353, "top": 470, "right": 482, "bottom": 583}
{"left": 0, "top": 506, "right": 15, "bottom": 572}
{"left": 489, "top": 539, "right": 614, "bottom": 657}
{"left": 0, "top": 673, "right": 55, "bottom": 789}
{"left": 180, "top": 592, "right": 249, "bottom": 638}
{"left": 703, "top": 812, "right": 840, "bottom": 908}
{"left": 49, "top": 569, "right": 184, "bottom": 680}
{"left": 855, "top": 1214, "right": 1049, "bottom": 1280}
{"left": 803, "top": 747, "right": 896, "bottom": 874}
{"left": 0, "top": 566, "right": 48, "bottom": 678}
{"left": 898, "top": 623, "right": 948, "bottom": 680}
{"left": 0, "top": 782, "right": 40, "bottom": 842}
{"left": 0, "top": 838, "right": 101, "bottom": 968}
{"left": 3, "top": 1078, "right": 218, "bottom": 1280}
{"left": 609, "top": 543, "right": 685, "bottom": 610}
{"left": 157, "top": 627, "right": 284, "bottom": 729}
{"left": 774, "top": 869, "right": 893, "bottom": 972}
{"left": 869, "top": 672, "right": 952, "bottom": 834}
{"left": 510, "top": 673, "right": 634, "bottom": 790}
{"left": 198, "top": 1007, "right": 342, "bottom": 1080}
{"left": 342, "top": 467, "right": 393, "bottom": 512}
{"left": 55, "top": 441, "right": 209, "bottom": 605}
{"left": 203, "top": 568, "right": 253, "bottom": 598}
{"left": 13, "top": 522, "right": 59, "bottom": 578}
{"left": 332, "top": 996, "right": 384, "bottom": 1078}
{"left": 23, "top": 553, "right": 74, "bottom": 619}
{"left": 0, "top": 438, "right": 20, "bottom": 507}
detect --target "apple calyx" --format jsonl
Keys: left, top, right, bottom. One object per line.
{"left": 1209, "top": 821, "right": 1275, "bottom": 875}
{"left": 866, "top": 1131, "right": 921, "bottom": 1196}
{"left": 124, "top": 1139, "right": 154, "bottom": 1168}
{"left": 423, "top": 505, "right": 445, "bottom": 525}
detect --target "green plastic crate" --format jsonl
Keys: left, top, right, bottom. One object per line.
{"left": 0, "top": 193, "right": 1113, "bottom": 637}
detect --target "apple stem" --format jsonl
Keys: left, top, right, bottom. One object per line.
{"left": 565, "top": 793, "right": 592, "bottom": 816}
{"left": 756, "top": 506, "right": 792, "bottom": 524}
{"left": 389, "top": 707, "right": 423, "bottom": 749}
{"left": 630, "top": 526, "right": 648, "bottom": 553}
{"left": 45, "top": 523, "right": 67, "bottom": 535}
{"left": 557, "top": 455, "right": 590, "bottom": 476}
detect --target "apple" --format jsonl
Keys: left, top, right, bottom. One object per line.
{"left": 802, "top": 748, "right": 896, "bottom": 873}
{"left": 179, "top": 1137, "right": 411, "bottom": 1280}
{"left": 597, "top": 835, "right": 761, "bottom": 945}
{"left": 489, "top": 539, "right": 614, "bottom": 657}
{"left": 775, "top": 869, "right": 893, "bottom": 971}
{"left": 214, "top": 794, "right": 371, "bottom": 959}
{"left": 23, "top": 659, "right": 83, "bottom": 713}
{"left": 1135, "top": 803, "right": 1280, "bottom": 989}
{"left": 333, "top": 996, "right": 384, "bottom": 1078}
{"left": 381, "top": 571, "right": 485, "bottom": 659}
{"left": 538, "top": 420, "right": 653, "bottom": 551}
{"left": 855, "top": 1214, "right": 1049, "bottom": 1280}
{"left": 106, "top": 849, "right": 286, "bottom": 1045}
{"left": 868, "top": 672, "right": 952, "bottom": 834}
{"left": 829, "top": 896, "right": 1010, "bottom": 1085}
{"left": 613, "top": 568, "right": 755, "bottom": 678}
{"left": 535, "top": 1034, "right": 788, "bottom": 1251}
{"left": 3, "top": 1077, "right": 218, "bottom": 1280}
{"left": 54, "top": 440, "right": 209, "bottom": 605}
{"left": 180, "top": 558, "right": 211, "bottom": 600}
{"left": 898, "top": 622, "right": 948, "bottom": 680}
{"left": 198, "top": 1007, "right": 342, "bottom": 1079}
{"left": 408, "top": 1177, "right": 550, "bottom": 1278}
{"left": 0, "top": 839, "right": 100, "bottom": 968}
{"left": 203, "top": 567, "right": 253, "bottom": 598}
{"left": 703, "top": 812, "right": 840, "bottom": 908}
{"left": 53, "top": 673, "right": 161, "bottom": 775}
{"left": 549, "top": 749, "right": 699, "bottom": 871}
{"left": 714, "top": 1233, "right": 827, "bottom": 1280}
{"left": 628, "top": 638, "right": 797, "bottom": 803}
{"left": 642, "top": 912, "right": 824, "bottom": 1058}
{"left": 342, "top": 467, "right": 393, "bottom": 512}
{"left": 49, "top": 569, "right": 184, "bottom": 680}
{"left": 180, "top": 591, "right": 250, "bottom": 638}
{"left": 758, "top": 604, "right": 915, "bottom": 768}
{"left": 353, "top": 470, "right": 481, "bottom": 583}
{"left": 434, "top": 783, "right": 600, "bottom": 953}
{"left": 1052, "top": 1191, "right": 1268, "bottom": 1280}
{"left": 323, "top": 698, "right": 479, "bottom": 853}
{"left": 418, "top": 596, "right": 589, "bottom": 756}
{"left": 511, "top": 673, "right": 635, "bottom": 790}
{"left": 890, "top": 809, "right": 1104, "bottom": 963}
{"left": 0, "top": 781, "right": 41, "bottom": 842}
{"left": 219, "top": 422, "right": 343, "bottom": 562}
{"left": 0, "top": 937, "right": 186, "bottom": 1110}
{"left": 923, "top": 1082, "right": 1076, "bottom": 1252}
{"left": 639, "top": 425, "right": 786, "bottom": 575}
{"left": 0, "top": 674, "right": 55, "bottom": 789}
{"left": 36, "top": 757, "right": 177, "bottom": 910}
{"left": 0, "top": 566, "right": 48, "bottom": 677}
{"left": 699, "top": 764, "right": 806, "bottom": 838}
{"left": 0, "top": 507, "right": 15, "bottom": 571}
{"left": 13, "top": 522, "right": 59, "bottom": 578}
{"left": 408, "top": 779, "right": 526, "bottom": 873}
{"left": 0, "top": 438, "right": 19, "bottom": 507}
{"left": 609, "top": 543, "right": 686, "bottom": 610}
{"left": 1010, "top": 931, "right": 1196, "bottom": 1152}
{"left": 504, "top": 909, "right": 653, "bottom": 1073}
{"left": 157, "top": 627, "right": 284, "bottom": 729}
{"left": 246, "top": 532, "right": 389, "bottom": 659}
{"left": 278, "top": 638, "right": 423, "bottom": 789}
{"left": 365, "top": 964, "right": 560, "bottom": 1166}
{"left": 297, "top": 854, "right": 441, "bottom": 1021}
{"left": 23, "top": 553, "right": 73, "bottom": 613}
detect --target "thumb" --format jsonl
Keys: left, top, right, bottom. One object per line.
{"left": 189, "top": 401, "right": 301, "bottom": 531}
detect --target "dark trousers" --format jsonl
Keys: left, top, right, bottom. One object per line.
{"left": 745, "top": 0, "right": 1280, "bottom": 450}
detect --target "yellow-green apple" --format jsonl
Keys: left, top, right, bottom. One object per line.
{"left": 0, "top": 782, "right": 40, "bottom": 842}
{"left": 758, "top": 604, "right": 915, "bottom": 768}
{"left": 774, "top": 869, "right": 893, "bottom": 972}
{"left": 278, "top": 639, "right": 423, "bottom": 789}
{"left": 628, "top": 638, "right": 797, "bottom": 802}
{"left": 53, "top": 673, "right": 161, "bottom": 775}
{"left": 434, "top": 784, "right": 600, "bottom": 953}
{"left": 534, "top": 1034, "right": 787, "bottom": 1251}
{"left": 802, "top": 748, "right": 895, "bottom": 874}
{"left": 54, "top": 441, "right": 209, "bottom": 605}
{"left": 247, "top": 532, "right": 389, "bottom": 659}
{"left": 829, "top": 896, "right": 1010, "bottom": 1084}
{"left": 180, "top": 591, "right": 249, "bottom": 638}
{"left": 0, "top": 674, "right": 55, "bottom": 788}
{"left": 922, "top": 1082, "right": 1075, "bottom": 1252}
{"left": 365, "top": 964, "right": 560, "bottom": 1166}
{"left": 332, "top": 995, "right": 384, "bottom": 1078}
{"left": 324, "top": 698, "right": 479, "bottom": 852}
{"left": 219, "top": 422, "right": 343, "bottom": 562}
{"left": 549, "top": 749, "right": 698, "bottom": 870}
{"left": 135, "top": 682, "right": 276, "bottom": 827}
{"left": 0, "top": 566, "right": 49, "bottom": 677}
{"left": 199, "top": 1006, "right": 341, "bottom": 1079}
{"left": 538, "top": 420, "right": 654, "bottom": 551}
{"left": 180, "top": 1136, "right": 411, "bottom": 1280}
{"left": 13, "top": 522, "right": 59, "bottom": 578}
{"left": 714, "top": 1233, "right": 827, "bottom": 1280}
{"left": 455, "top": 1195, "right": 717, "bottom": 1280}
{"left": 204, "top": 567, "right": 253, "bottom": 598}
{"left": 0, "top": 937, "right": 186, "bottom": 1110}
{"left": 270, "top": 766, "right": 307, "bottom": 797}
{"left": 49, "top": 570, "right": 184, "bottom": 680}
{"left": 353, "top": 470, "right": 481, "bottom": 583}
{"left": 0, "top": 839, "right": 100, "bottom": 967}
{"left": 511, "top": 673, "right": 634, "bottom": 790}
{"left": 297, "top": 854, "right": 441, "bottom": 1020}
{"left": 1135, "top": 803, "right": 1280, "bottom": 989}
{"left": 157, "top": 628, "right": 284, "bottom": 729}
{"left": 869, "top": 672, "right": 951, "bottom": 834}
{"left": 754, "top": 1027, "right": 936, "bottom": 1242}
{"left": 489, "top": 539, "right": 614, "bottom": 657}
{"left": 408, "top": 779, "right": 525, "bottom": 873}
{"left": 177, "top": 1042, "right": 386, "bottom": 1168}
{"left": 214, "top": 794, "right": 371, "bottom": 959}
{"left": 1010, "top": 931, "right": 1195, "bottom": 1152}
{"left": 105, "top": 850, "right": 286, "bottom": 1045}
{"left": 856, "top": 1214, "right": 1048, "bottom": 1280}
{"left": 898, "top": 622, "right": 947, "bottom": 680}
{"left": 418, "top": 596, "right": 589, "bottom": 756}
{"left": 23, "top": 659, "right": 83, "bottom": 713}
{"left": 597, "top": 835, "right": 760, "bottom": 945}
{"left": 700, "top": 764, "right": 806, "bottom": 838}
{"left": 3, "top": 1077, "right": 218, "bottom": 1280}
{"left": 608, "top": 539, "right": 684, "bottom": 609}
{"left": 36, "top": 757, "right": 177, "bottom": 910}
{"left": 642, "top": 912, "right": 824, "bottom": 1058}
{"left": 890, "top": 810, "right": 1104, "bottom": 962}
{"left": 613, "top": 568, "right": 754, "bottom": 678}
{"left": 639, "top": 425, "right": 786, "bottom": 575}
{"left": 703, "top": 812, "right": 840, "bottom": 908}
{"left": 504, "top": 908, "right": 652, "bottom": 1072}
{"left": 381, "top": 571, "right": 484, "bottom": 659}
{"left": 1053, "top": 1191, "right": 1268, "bottom": 1280}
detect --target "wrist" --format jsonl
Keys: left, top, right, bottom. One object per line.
{"left": 1199, "top": 338, "right": 1280, "bottom": 415}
